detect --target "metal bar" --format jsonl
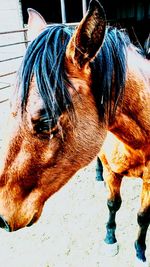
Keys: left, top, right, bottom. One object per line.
{"left": 0, "top": 71, "right": 17, "bottom": 78}
{"left": 0, "top": 56, "right": 23, "bottom": 63}
{"left": 60, "top": 0, "right": 66, "bottom": 23}
{"left": 47, "top": 22, "right": 78, "bottom": 27}
{"left": 0, "top": 29, "right": 27, "bottom": 35}
{"left": 0, "top": 85, "right": 11, "bottom": 90}
{"left": 0, "top": 41, "right": 29, "bottom": 48}
{"left": 82, "top": 0, "right": 87, "bottom": 16}
{"left": 0, "top": 99, "right": 9, "bottom": 104}
{"left": 24, "top": 29, "right": 29, "bottom": 48}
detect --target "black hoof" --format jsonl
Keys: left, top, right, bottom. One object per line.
{"left": 135, "top": 241, "right": 146, "bottom": 262}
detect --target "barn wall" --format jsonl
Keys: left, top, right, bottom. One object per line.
{"left": 0, "top": 0, "right": 23, "bottom": 31}
{"left": 0, "top": 0, "right": 26, "bottom": 100}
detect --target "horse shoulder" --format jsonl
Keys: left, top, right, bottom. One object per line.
{"left": 99, "top": 132, "right": 145, "bottom": 177}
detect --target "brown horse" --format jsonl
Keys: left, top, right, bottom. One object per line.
{"left": 0, "top": 0, "right": 149, "bottom": 264}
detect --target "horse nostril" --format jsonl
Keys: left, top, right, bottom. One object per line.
{"left": 0, "top": 216, "right": 11, "bottom": 232}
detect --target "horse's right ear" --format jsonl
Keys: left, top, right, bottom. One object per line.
{"left": 27, "top": 8, "right": 47, "bottom": 41}
{"left": 66, "top": 0, "right": 106, "bottom": 68}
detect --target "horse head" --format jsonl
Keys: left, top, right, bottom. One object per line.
{"left": 0, "top": 0, "right": 107, "bottom": 231}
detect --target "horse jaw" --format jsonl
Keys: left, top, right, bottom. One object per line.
{"left": 27, "top": 8, "right": 47, "bottom": 41}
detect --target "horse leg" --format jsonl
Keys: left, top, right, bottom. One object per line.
{"left": 135, "top": 180, "right": 150, "bottom": 263}
{"left": 104, "top": 174, "right": 122, "bottom": 255}
{"left": 100, "top": 154, "right": 122, "bottom": 255}
{"left": 96, "top": 156, "right": 104, "bottom": 181}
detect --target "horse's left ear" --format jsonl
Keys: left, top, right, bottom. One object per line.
{"left": 27, "top": 8, "right": 47, "bottom": 41}
{"left": 66, "top": 0, "right": 106, "bottom": 67}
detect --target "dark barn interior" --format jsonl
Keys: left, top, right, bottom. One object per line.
{"left": 21, "top": 0, "right": 150, "bottom": 46}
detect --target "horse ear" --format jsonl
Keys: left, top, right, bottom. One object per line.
{"left": 27, "top": 8, "right": 47, "bottom": 41}
{"left": 66, "top": 0, "right": 106, "bottom": 67}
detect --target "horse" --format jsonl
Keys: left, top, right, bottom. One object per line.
{"left": 0, "top": 0, "right": 149, "bottom": 264}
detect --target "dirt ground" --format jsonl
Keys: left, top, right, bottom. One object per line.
{"left": 0, "top": 102, "right": 149, "bottom": 267}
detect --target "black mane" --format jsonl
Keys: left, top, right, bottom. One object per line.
{"left": 19, "top": 25, "right": 74, "bottom": 123}
{"left": 91, "top": 27, "right": 130, "bottom": 121}
{"left": 18, "top": 24, "right": 132, "bottom": 124}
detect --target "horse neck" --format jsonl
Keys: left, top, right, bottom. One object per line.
{"left": 109, "top": 47, "right": 150, "bottom": 150}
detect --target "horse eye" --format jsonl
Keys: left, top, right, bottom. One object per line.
{"left": 34, "top": 119, "right": 50, "bottom": 135}
{"left": 32, "top": 117, "right": 59, "bottom": 139}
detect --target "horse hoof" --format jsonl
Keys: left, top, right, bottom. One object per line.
{"left": 102, "top": 242, "right": 119, "bottom": 257}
